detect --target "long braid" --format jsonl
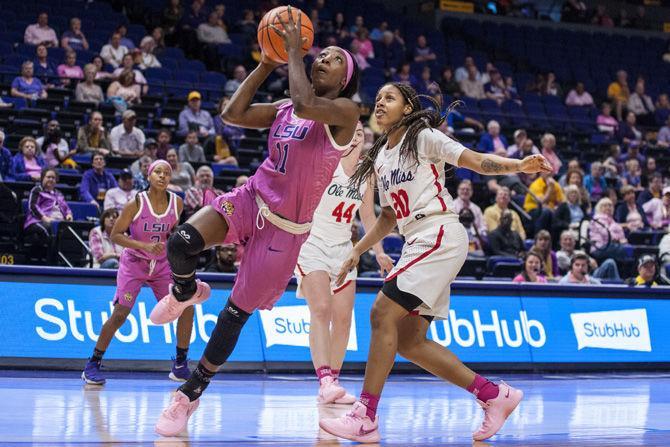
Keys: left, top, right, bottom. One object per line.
{"left": 350, "top": 82, "right": 457, "bottom": 189}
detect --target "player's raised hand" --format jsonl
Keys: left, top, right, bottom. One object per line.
{"left": 336, "top": 251, "right": 360, "bottom": 286}
{"left": 376, "top": 252, "right": 395, "bottom": 277}
{"left": 271, "top": 5, "right": 307, "bottom": 52}
{"left": 519, "top": 154, "right": 553, "bottom": 174}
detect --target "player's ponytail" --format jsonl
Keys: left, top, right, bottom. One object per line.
{"left": 349, "top": 82, "right": 457, "bottom": 190}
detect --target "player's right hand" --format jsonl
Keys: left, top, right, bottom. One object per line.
{"left": 145, "top": 242, "right": 165, "bottom": 255}
{"left": 336, "top": 251, "right": 360, "bottom": 286}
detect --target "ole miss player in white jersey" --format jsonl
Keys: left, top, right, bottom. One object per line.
{"left": 319, "top": 82, "right": 552, "bottom": 443}
{"left": 295, "top": 121, "right": 394, "bottom": 405}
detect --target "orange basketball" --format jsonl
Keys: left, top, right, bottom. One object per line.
{"left": 257, "top": 6, "right": 314, "bottom": 64}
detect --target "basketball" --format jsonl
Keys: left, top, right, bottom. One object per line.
{"left": 257, "top": 6, "right": 314, "bottom": 64}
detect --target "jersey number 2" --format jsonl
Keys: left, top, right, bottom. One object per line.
{"left": 275, "top": 142, "right": 290, "bottom": 174}
{"left": 332, "top": 202, "right": 355, "bottom": 223}
{"left": 390, "top": 189, "right": 410, "bottom": 218}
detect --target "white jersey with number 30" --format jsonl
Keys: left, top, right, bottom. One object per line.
{"left": 309, "top": 162, "right": 368, "bottom": 246}
{"left": 375, "top": 128, "right": 466, "bottom": 237}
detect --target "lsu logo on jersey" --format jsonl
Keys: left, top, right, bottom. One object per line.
{"left": 124, "top": 292, "right": 133, "bottom": 302}
{"left": 272, "top": 123, "right": 310, "bottom": 140}
{"left": 220, "top": 200, "right": 235, "bottom": 216}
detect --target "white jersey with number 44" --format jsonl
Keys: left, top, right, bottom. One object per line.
{"left": 375, "top": 128, "right": 466, "bottom": 237}
{"left": 309, "top": 162, "right": 368, "bottom": 246}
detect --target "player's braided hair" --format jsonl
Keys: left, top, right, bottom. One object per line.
{"left": 349, "top": 82, "right": 456, "bottom": 189}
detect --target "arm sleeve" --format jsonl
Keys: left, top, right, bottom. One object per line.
{"left": 177, "top": 111, "right": 189, "bottom": 136}
{"left": 28, "top": 186, "right": 44, "bottom": 219}
{"left": 418, "top": 128, "right": 465, "bottom": 166}
{"left": 80, "top": 173, "right": 94, "bottom": 202}
{"left": 108, "top": 127, "right": 120, "bottom": 151}
{"left": 89, "top": 228, "right": 104, "bottom": 262}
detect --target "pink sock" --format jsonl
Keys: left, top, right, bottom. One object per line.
{"left": 331, "top": 369, "right": 340, "bottom": 379}
{"left": 316, "top": 365, "right": 332, "bottom": 383}
{"left": 359, "top": 391, "right": 379, "bottom": 420}
{"left": 466, "top": 374, "right": 499, "bottom": 402}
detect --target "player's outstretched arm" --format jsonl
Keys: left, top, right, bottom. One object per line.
{"left": 221, "top": 55, "right": 285, "bottom": 130}
{"left": 457, "top": 149, "right": 553, "bottom": 175}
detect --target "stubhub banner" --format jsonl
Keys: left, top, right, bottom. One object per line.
{"left": 0, "top": 269, "right": 669, "bottom": 364}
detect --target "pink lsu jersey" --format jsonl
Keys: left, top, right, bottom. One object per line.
{"left": 125, "top": 191, "right": 179, "bottom": 260}
{"left": 248, "top": 101, "right": 351, "bottom": 224}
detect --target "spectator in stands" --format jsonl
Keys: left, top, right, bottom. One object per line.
{"left": 179, "top": 131, "right": 206, "bottom": 163}
{"left": 655, "top": 94, "right": 670, "bottom": 126}
{"left": 150, "top": 26, "right": 167, "bottom": 55}
{"left": 459, "top": 64, "right": 486, "bottom": 99}
{"left": 484, "top": 186, "right": 526, "bottom": 239}
{"left": 166, "top": 147, "right": 194, "bottom": 192}
{"left": 349, "top": 40, "right": 370, "bottom": 71}
{"left": 212, "top": 97, "right": 242, "bottom": 165}
{"left": 459, "top": 208, "right": 486, "bottom": 257}
{"left": 636, "top": 172, "right": 662, "bottom": 205}
{"left": 224, "top": 65, "right": 247, "bottom": 97}
{"left": 10, "top": 137, "right": 45, "bottom": 182}
{"left": 559, "top": 252, "right": 601, "bottom": 285}
{"left": 11, "top": 61, "right": 47, "bottom": 100}
{"left": 115, "top": 24, "right": 135, "bottom": 50}
{"left": 658, "top": 116, "right": 670, "bottom": 148}
{"left": 417, "top": 66, "right": 439, "bottom": 96}
{"left": 89, "top": 208, "right": 123, "bottom": 268}
{"left": 483, "top": 70, "right": 508, "bottom": 105}
{"left": 133, "top": 155, "right": 151, "bottom": 190}
{"left": 565, "top": 169, "right": 591, "bottom": 209}
{"left": 0, "top": 131, "right": 10, "bottom": 181}
{"left": 155, "top": 129, "right": 173, "bottom": 160}
{"left": 512, "top": 252, "right": 546, "bottom": 283}
{"left": 530, "top": 230, "right": 559, "bottom": 279}
{"left": 439, "top": 66, "right": 460, "bottom": 97}
{"left": 205, "top": 244, "right": 238, "bottom": 273}
{"left": 92, "top": 55, "right": 114, "bottom": 80}
{"left": 618, "top": 112, "right": 643, "bottom": 146}
{"left": 24, "top": 12, "right": 58, "bottom": 48}
{"left": 162, "top": 0, "right": 184, "bottom": 43}
{"left": 542, "top": 72, "right": 562, "bottom": 97}
{"left": 524, "top": 171, "right": 564, "bottom": 232}
{"left": 103, "top": 169, "right": 137, "bottom": 212}
{"left": 452, "top": 179, "right": 487, "bottom": 236}
{"left": 80, "top": 152, "right": 117, "bottom": 209}
{"left": 33, "top": 45, "right": 57, "bottom": 87}
{"left": 113, "top": 54, "right": 148, "bottom": 94}
{"left": 369, "top": 20, "right": 388, "bottom": 41}
{"left": 110, "top": 110, "right": 146, "bottom": 158}
{"left": 540, "top": 133, "right": 562, "bottom": 175}
{"left": 607, "top": 70, "right": 630, "bottom": 121}
{"left": 584, "top": 161, "right": 607, "bottom": 201}
{"left": 392, "top": 62, "right": 416, "bottom": 87}
{"left": 616, "top": 8, "right": 632, "bottom": 28}
{"left": 615, "top": 184, "right": 649, "bottom": 231}
{"left": 621, "top": 158, "right": 643, "bottom": 191}
{"left": 627, "top": 255, "right": 669, "bottom": 287}
{"left": 37, "top": 120, "right": 76, "bottom": 169}
{"left": 106, "top": 69, "right": 142, "bottom": 108}
{"left": 379, "top": 31, "right": 402, "bottom": 76}
{"left": 556, "top": 230, "right": 579, "bottom": 273}
{"left": 137, "top": 36, "right": 162, "bottom": 69}
{"left": 596, "top": 102, "right": 619, "bottom": 136}
{"left": 444, "top": 108, "right": 484, "bottom": 135}
{"left": 591, "top": 4, "right": 614, "bottom": 27}
{"left": 77, "top": 112, "right": 111, "bottom": 155}
{"left": 478, "top": 120, "right": 507, "bottom": 155}
{"left": 179, "top": 0, "right": 207, "bottom": 57}
{"left": 628, "top": 80, "right": 655, "bottom": 126}
{"left": 642, "top": 186, "right": 670, "bottom": 230}
{"left": 505, "top": 76, "right": 520, "bottom": 101}
{"left": 455, "top": 56, "right": 479, "bottom": 83}
{"left": 57, "top": 50, "right": 84, "bottom": 87}
{"left": 590, "top": 197, "right": 630, "bottom": 261}
{"left": 490, "top": 210, "right": 526, "bottom": 258}
{"left": 565, "top": 82, "right": 594, "bottom": 106}
{"left": 197, "top": 10, "right": 231, "bottom": 70}
{"left": 75, "top": 64, "right": 104, "bottom": 105}
{"left": 353, "top": 28, "right": 374, "bottom": 60}
{"left": 23, "top": 168, "right": 72, "bottom": 260}
{"left": 507, "top": 129, "right": 537, "bottom": 158}
{"left": 178, "top": 91, "right": 215, "bottom": 138}
{"left": 184, "top": 165, "right": 223, "bottom": 218}
{"left": 130, "top": 139, "right": 158, "bottom": 174}
{"left": 641, "top": 156, "right": 658, "bottom": 187}
{"left": 235, "top": 9, "right": 257, "bottom": 39}
{"left": 349, "top": 15, "right": 364, "bottom": 34}
{"left": 413, "top": 34, "right": 436, "bottom": 64}
{"left": 332, "top": 12, "right": 348, "bottom": 39}
{"left": 100, "top": 33, "right": 128, "bottom": 69}
{"left": 61, "top": 17, "right": 89, "bottom": 52}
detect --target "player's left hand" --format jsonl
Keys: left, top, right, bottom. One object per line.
{"left": 376, "top": 252, "right": 394, "bottom": 276}
{"left": 336, "top": 251, "right": 360, "bottom": 287}
{"left": 519, "top": 154, "right": 553, "bottom": 174}
{"left": 271, "top": 5, "right": 307, "bottom": 52}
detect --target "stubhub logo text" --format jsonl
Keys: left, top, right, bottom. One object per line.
{"left": 259, "top": 305, "right": 358, "bottom": 350}
{"left": 429, "top": 310, "right": 546, "bottom": 348}
{"left": 570, "top": 309, "right": 651, "bottom": 352}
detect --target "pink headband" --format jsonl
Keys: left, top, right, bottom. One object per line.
{"left": 342, "top": 49, "right": 354, "bottom": 89}
{"left": 148, "top": 159, "right": 172, "bottom": 176}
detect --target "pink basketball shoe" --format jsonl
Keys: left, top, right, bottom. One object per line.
{"left": 317, "top": 376, "right": 346, "bottom": 404}
{"left": 319, "top": 401, "right": 380, "bottom": 443}
{"left": 472, "top": 381, "right": 523, "bottom": 441}
{"left": 155, "top": 391, "right": 200, "bottom": 437}
{"left": 150, "top": 280, "right": 211, "bottom": 325}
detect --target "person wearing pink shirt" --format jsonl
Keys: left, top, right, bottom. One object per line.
{"left": 24, "top": 12, "right": 58, "bottom": 47}
{"left": 57, "top": 50, "right": 84, "bottom": 87}
{"left": 512, "top": 252, "right": 548, "bottom": 283}
{"left": 565, "top": 82, "right": 594, "bottom": 107}
{"left": 540, "top": 133, "right": 562, "bottom": 175}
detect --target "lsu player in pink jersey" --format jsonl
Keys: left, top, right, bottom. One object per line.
{"left": 82, "top": 159, "right": 189, "bottom": 385}
{"left": 295, "top": 121, "right": 395, "bottom": 405}
{"left": 150, "top": 10, "right": 361, "bottom": 437}
{"left": 319, "top": 83, "right": 552, "bottom": 443}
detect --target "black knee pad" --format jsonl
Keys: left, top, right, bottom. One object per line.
{"left": 167, "top": 223, "right": 205, "bottom": 275}
{"left": 204, "top": 300, "right": 251, "bottom": 366}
